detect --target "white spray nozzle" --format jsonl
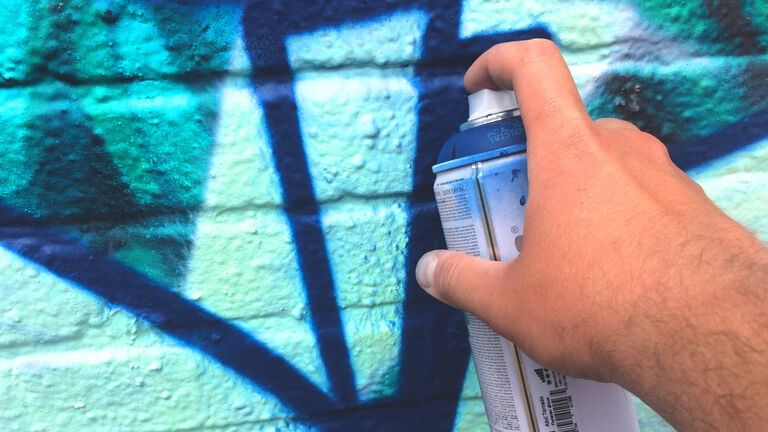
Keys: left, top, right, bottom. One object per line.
{"left": 467, "top": 89, "right": 518, "bottom": 121}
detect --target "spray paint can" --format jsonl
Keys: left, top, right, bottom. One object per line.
{"left": 432, "top": 89, "right": 640, "bottom": 432}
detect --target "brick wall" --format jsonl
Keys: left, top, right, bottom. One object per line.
{"left": 1, "top": 1, "right": 766, "bottom": 431}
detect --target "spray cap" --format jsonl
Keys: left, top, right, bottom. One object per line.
{"left": 467, "top": 89, "right": 518, "bottom": 121}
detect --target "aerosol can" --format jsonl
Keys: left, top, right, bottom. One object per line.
{"left": 432, "top": 89, "right": 640, "bottom": 432}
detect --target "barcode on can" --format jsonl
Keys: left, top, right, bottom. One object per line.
{"left": 549, "top": 388, "right": 579, "bottom": 432}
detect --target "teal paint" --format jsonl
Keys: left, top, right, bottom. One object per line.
{"left": 0, "top": 1, "right": 766, "bottom": 431}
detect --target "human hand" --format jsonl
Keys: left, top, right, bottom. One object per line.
{"left": 416, "top": 39, "right": 768, "bottom": 432}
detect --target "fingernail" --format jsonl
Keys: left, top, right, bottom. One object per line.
{"left": 416, "top": 251, "right": 439, "bottom": 290}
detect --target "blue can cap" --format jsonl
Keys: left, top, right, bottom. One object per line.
{"left": 433, "top": 114, "right": 526, "bottom": 171}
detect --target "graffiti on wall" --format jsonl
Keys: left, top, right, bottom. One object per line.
{"left": 1, "top": 1, "right": 766, "bottom": 431}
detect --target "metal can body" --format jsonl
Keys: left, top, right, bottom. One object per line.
{"left": 433, "top": 114, "right": 639, "bottom": 432}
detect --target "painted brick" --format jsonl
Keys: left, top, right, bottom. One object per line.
{"left": 184, "top": 207, "right": 308, "bottom": 320}
{"left": 0, "top": 346, "right": 301, "bottom": 432}
{"left": 585, "top": 56, "right": 768, "bottom": 147}
{"left": 2, "top": 1, "right": 767, "bottom": 431}
{"left": 0, "top": 249, "right": 102, "bottom": 350}
{"left": 0, "top": 1, "right": 39, "bottom": 83}
{"left": 294, "top": 70, "right": 419, "bottom": 202}
{"left": 320, "top": 198, "right": 409, "bottom": 308}
{"left": 17, "top": 1, "right": 241, "bottom": 82}
{"left": 0, "top": 87, "right": 35, "bottom": 198}
{"left": 78, "top": 80, "right": 220, "bottom": 211}
{"left": 285, "top": 9, "right": 428, "bottom": 70}
{"left": 205, "top": 77, "right": 284, "bottom": 208}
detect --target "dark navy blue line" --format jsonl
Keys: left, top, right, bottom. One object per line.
{"left": 0, "top": 203, "right": 336, "bottom": 419}
{"left": 242, "top": 5, "right": 358, "bottom": 405}
{"left": 670, "top": 107, "right": 768, "bottom": 171}
{"left": 400, "top": 11, "right": 553, "bottom": 429}
{"left": 241, "top": 1, "right": 554, "bottom": 428}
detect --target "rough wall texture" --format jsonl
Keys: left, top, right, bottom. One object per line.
{"left": 1, "top": 1, "right": 766, "bottom": 431}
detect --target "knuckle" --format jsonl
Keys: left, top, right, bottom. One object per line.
{"left": 637, "top": 131, "right": 671, "bottom": 161}
{"left": 491, "top": 39, "right": 560, "bottom": 65}
{"left": 519, "top": 38, "right": 559, "bottom": 58}
{"left": 594, "top": 117, "right": 638, "bottom": 131}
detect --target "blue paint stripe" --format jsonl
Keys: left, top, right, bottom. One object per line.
{"left": 242, "top": 11, "right": 359, "bottom": 404}
{"left": 671, "top": 107, "right": 768, "bottom": 171}
{"left": 400, "top": 20, "right": 553, "bottom": 430}
{"left": 0, "top": 203, "right": 337, "bottom": 418}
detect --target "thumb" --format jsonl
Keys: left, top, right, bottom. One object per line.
{"left": 416, "top": 250, "right": 526, "bottom": 330}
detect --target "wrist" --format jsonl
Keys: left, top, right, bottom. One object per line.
{"left": 614, "top": 230, "right": 768, "bottom": 431}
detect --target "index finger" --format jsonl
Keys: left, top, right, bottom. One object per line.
{"left": 465, "top": 39, "right": 592, "bottom": 146}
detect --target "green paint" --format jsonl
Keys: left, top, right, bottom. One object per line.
{"left": 0, "top": 88, "right": 36, "bottom": 199}
{"left": 0, "top": 1, "right": 37, "bottom": 82}
{"left": 631, "top": 0, "right": 727, "bottom": 52}
{"left": 0, "top": 1, "right": 240, "bottom": 289}
{"left": 79, "top": 80, "right": 219, "bottom": 210}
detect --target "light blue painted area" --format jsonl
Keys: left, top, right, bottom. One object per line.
{"left": 286, "top": 9, "right": 428, "bottom": 69}
{"left": 0, "top": 0, "right": 37, "bottom": 81}
{"left": 634, "top": 398, "right": 675, "bottom": 431}
{"left": 453, "top": 360, "right": 486, "bottom": 431}
{"left": 0, "top": 247, "right": 109, "bottom": 355}
{"left": 293, "top": 70, "right": 420, "bottom": 201}
{"left": 0, "top": 88, "right": 34, "bottom": 199}
{"left": 287, "top": 11, "right": 425, "bottom": 400}
{"left": 0, "top": 247, "right": 309, "bottom": 431}
{"left": 183, "top": 67, "right": 331, "bottom": 396}
{"left": 459, "top": 0, "right": 637, "bottom": 50}
{"left": 197, "top": 74, "right": 284, "bottom": 208}
{"left": 320, "top": 197, "right": 409, "bottom": 400}
{"left": 688, "top": 137, "right": 768, "bottom": 243}
{"left": 286, "top": 9, "right": 425, "bottom": 201}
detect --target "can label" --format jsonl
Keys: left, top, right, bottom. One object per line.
{"left": 434, "top": 152, "right": 639, "bottom": 432}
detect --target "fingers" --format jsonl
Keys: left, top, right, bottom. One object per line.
{"left": 416, "top": 250, "right": 528, "bottom": 330}
{"left": 464, "top": 39, "right": 592, "bottom": 146}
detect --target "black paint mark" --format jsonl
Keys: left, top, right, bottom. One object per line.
{"left": 702, "top": 0, "right": 766, "bottom": 55}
